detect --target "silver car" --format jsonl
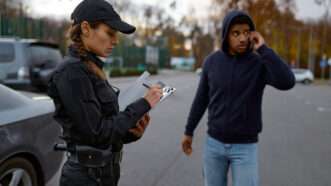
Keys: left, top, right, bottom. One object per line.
{"left": 0, "top": 37, "right": 62, "bottom": 91}
{"left": 0, "top": 84, "right": 64, "bottom": 186}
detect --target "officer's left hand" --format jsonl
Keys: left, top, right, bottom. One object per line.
{"left": 129, "top": 114, "right": 150, "bottom": 137}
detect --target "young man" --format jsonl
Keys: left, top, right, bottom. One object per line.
{"left": 181, "top": 10, "right": 295, "bottom": 186}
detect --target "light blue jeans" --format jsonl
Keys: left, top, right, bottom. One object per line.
{"left": 203, "top": 135, "right": 259, "bottom": 186}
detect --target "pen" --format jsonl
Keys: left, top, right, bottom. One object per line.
{"left": 142, "top": 83, "right": 151, "bottom": 89}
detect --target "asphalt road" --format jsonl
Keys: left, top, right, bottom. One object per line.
{"left": 45, "top": 70, "right": 331, "bottom": 186}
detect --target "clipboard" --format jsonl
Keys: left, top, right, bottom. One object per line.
{"left": 118, "top": 71, "right": 176, "bottom": 111}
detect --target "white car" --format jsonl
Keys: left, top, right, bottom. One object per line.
{"left": 195, "top": 68, "right": 202, "bottom": 75}
{"left": 292, "top": 68, "right": 314, "bottom": 84}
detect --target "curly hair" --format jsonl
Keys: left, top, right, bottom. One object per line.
{"left": 68, "top": 22, "right": 107, "bottom": 80}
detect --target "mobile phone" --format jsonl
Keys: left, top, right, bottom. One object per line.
{"left": 249, "top": 36, "right": 258, "bottom": 51}
{"left": 248, "top": 39, "right": 255, "bottom": 51}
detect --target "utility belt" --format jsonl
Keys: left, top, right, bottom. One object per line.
{"left": 54, "top": 143, "right": 122, "bottom": 168}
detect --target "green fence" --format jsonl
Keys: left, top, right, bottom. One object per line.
{"left": 0, "top": 15, "right": 171, "bottom": 71}
{"left": 108, "top": 45, "right": 170, "bottom": 69}
{"left": 0, "top": 15, "right": 44, "bottom": 39}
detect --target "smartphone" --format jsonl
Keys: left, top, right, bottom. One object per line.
{"left": 249, "top": 37, "right": 255, "bottom": 51}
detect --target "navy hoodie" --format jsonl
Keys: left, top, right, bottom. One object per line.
{"left": 184, "top": 10, "right": 295, "bottom": 143}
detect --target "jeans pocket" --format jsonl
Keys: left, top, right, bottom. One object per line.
{"left": 205, "top": 135, "right": 223, "bottom": 152}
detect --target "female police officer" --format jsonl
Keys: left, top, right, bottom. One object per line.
{"left": 47, "top": 0, "right": 163, "bottom": 185}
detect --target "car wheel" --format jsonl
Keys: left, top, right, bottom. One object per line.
{"left": 303, "top": 79, "right": 312, "bottom": 85}
{"left": 0, "top": 157, "right": 39, "bottom": 186}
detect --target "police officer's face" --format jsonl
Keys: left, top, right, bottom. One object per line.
{"left": 228, "top": 24, "right": 251, "bottom": 55}
{"left": 81, "top": 22, "right": 119, "bottom": 57}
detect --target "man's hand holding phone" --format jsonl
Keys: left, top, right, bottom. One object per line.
{"left": 250, "top": 31, "right": 265, "bottom": 50}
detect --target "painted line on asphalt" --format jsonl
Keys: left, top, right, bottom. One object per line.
{"left": 317, "top": 107, "right": 331, "bottom": 112}
{"left": 293, "top": 95, "right": 331, "bottom": 113}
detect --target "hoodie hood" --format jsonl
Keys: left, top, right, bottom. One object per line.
{"left": 221, "top": 10, "right": 255, "bottom": 54}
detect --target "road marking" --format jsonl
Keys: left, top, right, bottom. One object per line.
{"left": 317, "top": 107, "right": 325, "bottom": 112}
{"left": 317, "top": 107, "right": 331, "bottom": 112}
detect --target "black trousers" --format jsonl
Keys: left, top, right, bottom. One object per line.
{"left": 60, "top": 159, "right": 120, "bottom": 186}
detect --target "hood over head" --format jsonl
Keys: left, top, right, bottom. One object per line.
{"left": 221, "top": 10, "right": 255, "bottom": 54}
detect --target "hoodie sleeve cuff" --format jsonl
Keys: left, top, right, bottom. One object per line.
{"left": 184, "top": 130, "right": 194, "bottom": 137}
{"left": 256, "top": 44, "right": 269, "bottom": 55}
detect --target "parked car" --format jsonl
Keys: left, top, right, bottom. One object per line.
{"left": 195, "top": 67, "right": 202, "bottom": 75}
{"left": 0, "top": 37, "right": 62, "bottom": 91}
{"left": 0, "top": 84, "right": 64, "bottom": 186}
{"left": 292, "top": 68, "right": 314, "bottom": 84}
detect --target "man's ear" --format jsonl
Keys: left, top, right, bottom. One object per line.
{"left": 80, "top": 21, "right": 91, "bottom": 37}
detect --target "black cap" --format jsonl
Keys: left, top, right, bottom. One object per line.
{"left": 71, "top": 0, "right": 136, "bottom": 34}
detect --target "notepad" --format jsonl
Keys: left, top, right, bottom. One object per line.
{"left": 118, "top": 71, "right": 176, "bottom": 111}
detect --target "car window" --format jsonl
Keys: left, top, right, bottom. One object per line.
{"left": 0, "top": 42, "right": 15, "bottom": 63}
{"left": 292, "top": 69, "right": 306, "bottom": 74}
{"left": 28, "top": 45, "right": 62, "bottom": 68}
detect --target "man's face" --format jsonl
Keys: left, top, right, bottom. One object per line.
{"left": 228, "top": 23, "right": 251, "bottom": 55}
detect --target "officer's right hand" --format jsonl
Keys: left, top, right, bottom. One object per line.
{"left": 144, "top": 85, "right": 163, "bottom": 108}
{"left": 181, "top": 135, "right": 193, "bottom": 156}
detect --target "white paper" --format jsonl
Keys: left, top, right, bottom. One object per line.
{"left": 118, "top": 71, "right": 176, "bottom": 111}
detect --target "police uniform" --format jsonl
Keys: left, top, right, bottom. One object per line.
{"left": 48, "top": 0, "right": 146, "bottom": 185}
{"left": 48, "top": 46, "right": 151, "bottom": 186}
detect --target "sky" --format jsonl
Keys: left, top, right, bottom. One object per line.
{"left": 27, "top": 0, "right": 327, "bottom": 21}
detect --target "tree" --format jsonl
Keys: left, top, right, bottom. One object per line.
{"left": 315, "top": 0, "right": 331, "bottom": 55}
{"left": 315, "top": 0, "right": 331, "bottom": 78}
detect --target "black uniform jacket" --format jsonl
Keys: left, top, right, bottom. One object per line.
{"left": 48, "top": 46, "right": 151, "bottom": 151}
